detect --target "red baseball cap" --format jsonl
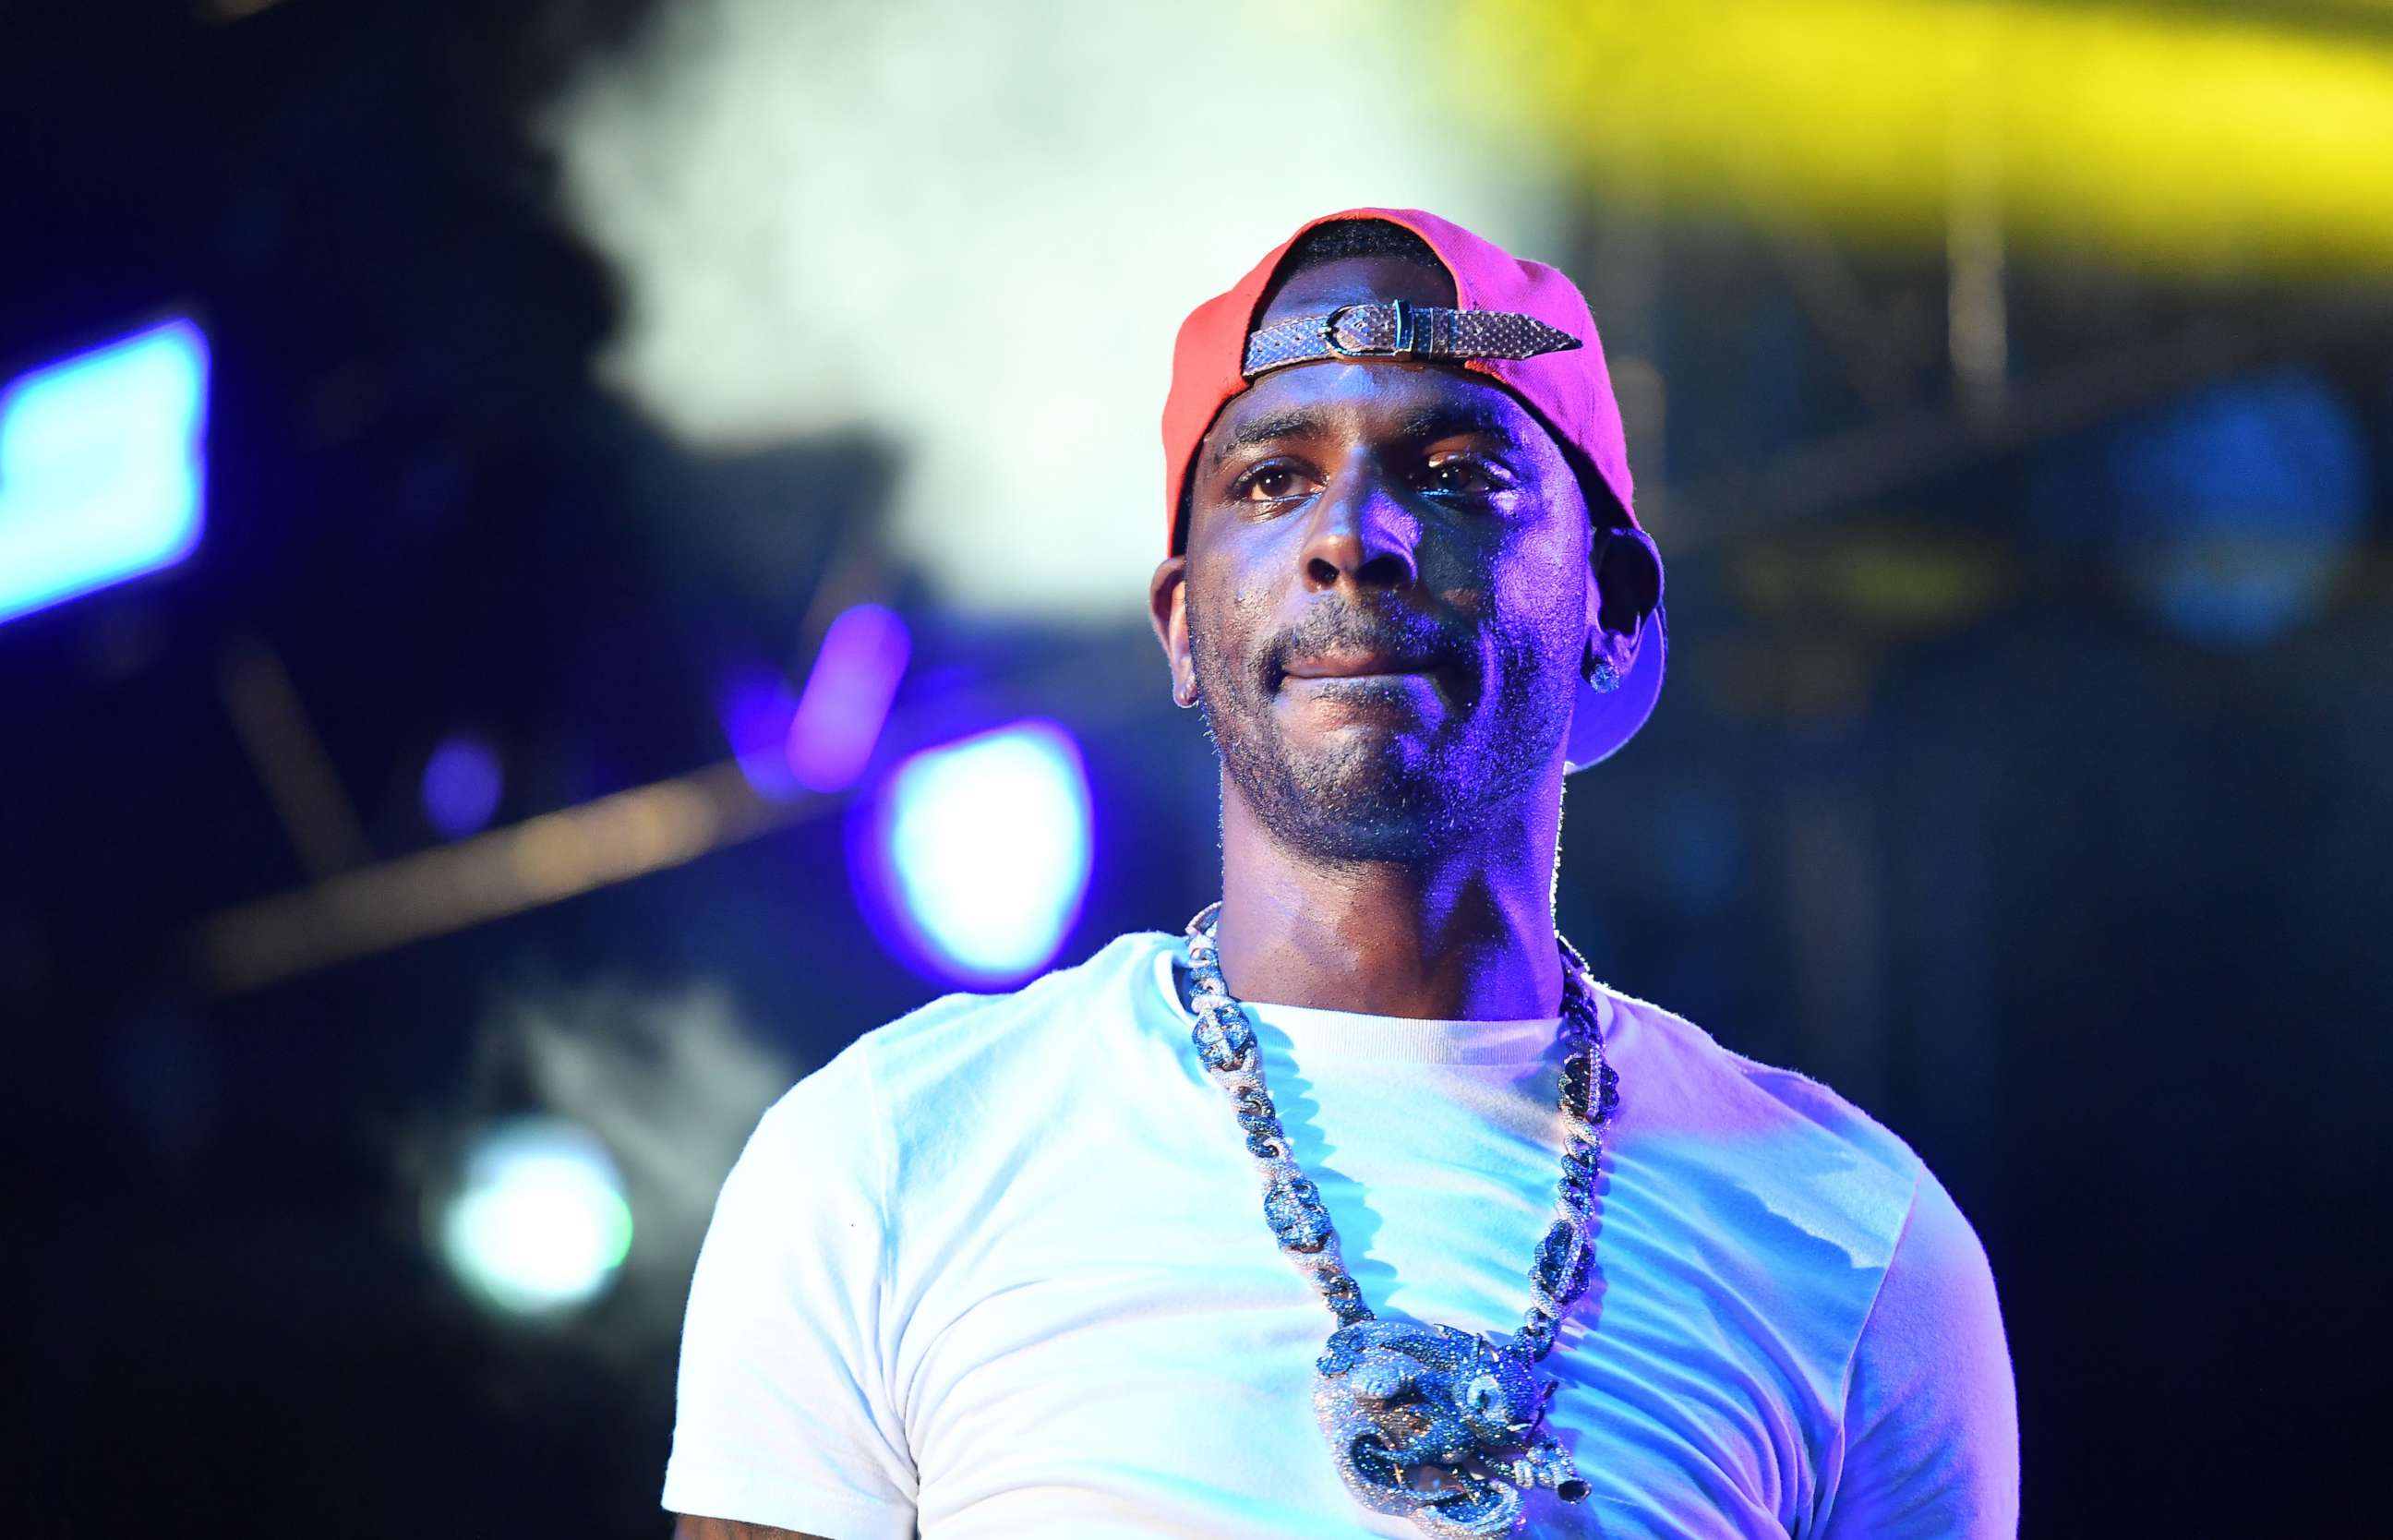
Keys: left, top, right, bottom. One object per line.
{"left": 1160, "top": 207, "right": 1666, "bottom": 770}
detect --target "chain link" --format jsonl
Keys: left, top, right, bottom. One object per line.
{"left": 1181, "top": 903, "right": 1617, "bottom": 1361}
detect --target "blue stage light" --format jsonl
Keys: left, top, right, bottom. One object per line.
{"left": 716, "top": 666, "right": 803, "bottom": 800}
{"left": 421, "top": 733, "right": 505, "bottom": 839}
{"left": 0, "top": 319, "right": 209, "bottom": 628}
{"left": 2117, "top": 374, "right": 2366, "bottom": 646}
{"left": 433, "top": 1117, "right": 633, "bottom": 1317}
{"left": 2035, "top": 369, "right": 2367, "bottom": 647}
{"left": 855, "top": 719, "right": 1092, "bottom": 988}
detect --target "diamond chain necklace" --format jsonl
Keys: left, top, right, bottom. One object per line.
{"left": 1181, "top": 903, "right": 1619, "bottom": 1540}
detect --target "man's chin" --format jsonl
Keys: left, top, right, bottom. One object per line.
{"left": 1259, "top": 747, "right": 1473, "bottom": 860}
{"left": 1269, "top": 802, "right": 1459, "bottom": 865}
{"left": 1209, "top": 701, "right": 1480, "bottom": 860}
{"left": 1287, "top": 730, "right": 1437, "bottom": 796}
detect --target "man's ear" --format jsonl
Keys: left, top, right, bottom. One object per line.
{"left": 1148, "top": 554, "right": 1196, "bottom": 707}
{"left": 1586, "top": 526, "right": 1662, "bottom": 674}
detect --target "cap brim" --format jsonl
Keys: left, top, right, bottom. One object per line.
{"left": 1563, "top": 605, "right": 1667, "bottom": 772}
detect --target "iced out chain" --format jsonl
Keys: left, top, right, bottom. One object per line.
{"left": 1180, "top": 903, "right": 1617, "bottom": 1361}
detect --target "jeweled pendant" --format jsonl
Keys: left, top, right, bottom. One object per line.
{"left": 1312, "top": 1319, "right": 1589, "bottom": 1539}
{"left": 1182, "top": 903, "right": 1612, "bottom": 1536}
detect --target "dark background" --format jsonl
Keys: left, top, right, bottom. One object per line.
{"left": 6, "top": 3, "right": 2389, "bottom": 1535}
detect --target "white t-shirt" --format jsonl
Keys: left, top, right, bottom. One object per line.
{"left": 664, "top": 932, "right": 2017, "bottom": 1538}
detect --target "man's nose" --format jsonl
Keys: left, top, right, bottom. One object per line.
{"left": 1301, "top": 466, "right": 1419, "bottom": 593}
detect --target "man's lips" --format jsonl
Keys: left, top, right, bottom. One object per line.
{"left": 1282, "top": 652, "right": 1438, "bottom": 681}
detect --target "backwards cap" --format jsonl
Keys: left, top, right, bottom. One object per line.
{"left": 1157, "top": 206, "right": 1665, "bottom": 770}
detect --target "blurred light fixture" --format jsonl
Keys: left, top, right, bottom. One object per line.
{"left": 2039, "top": 369, "right": 2366, "bottom": 646}
{"left": 198, "top": 762, "right": 760, "bottom": 993}
{"left": 716, "top": 668, "right": 803, "bottom": 800}
{"left": 421, "top": 732, "right": 505, "bottom": 839}
{"left": 2116, "top": 375, "right": 2365, "bottom": 646}
{"left": 1461, "top": 0, "right": 2393, "bottom": 277}
{"left": 0, "top": 318, "right": 208, "bottom": 627}
{"left": 432, "top": 1116, "right": 633, "bottom": 1318}
{"left": 787, "top": 603, "right": 910, "bottom": 792}
{"left": 854, "top": 719, "right": 1092, "bottom": 988}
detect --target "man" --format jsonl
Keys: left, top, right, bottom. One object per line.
{"left": 664, "top": 209, "right": 2018, "bottom": 1538}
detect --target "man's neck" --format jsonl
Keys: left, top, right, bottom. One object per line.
{"left": 1210, "top": 786, "right": 1566, "bottom": 1022}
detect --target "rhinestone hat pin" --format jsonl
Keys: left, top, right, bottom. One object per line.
{"left": 1181, "top": 904, "right": 1618, "bottom": 1538}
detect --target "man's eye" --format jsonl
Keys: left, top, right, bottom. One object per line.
{"left": 1424, "top": 459, "right": 1505, "bottom": 498}
{"left": 1237, "top": 464, "right": 1314, "bottom": 503}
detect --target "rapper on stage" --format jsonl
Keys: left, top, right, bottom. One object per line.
{"left": 663, "top": 210, "right": 2019, "bottom": 1539}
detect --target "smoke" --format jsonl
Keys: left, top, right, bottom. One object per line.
{"left": 414, "top": 975, "right": 799, "bottom": 1356}
{"left": 540, "top": 0, "right": 1562, "bottom": 618}
{"left": 503, "top": 978, "right": 797, "bottom": 1302}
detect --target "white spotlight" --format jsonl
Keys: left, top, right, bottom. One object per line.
{"left": 855, "top": 719, "right": 1092, "bottom": 989}
{"left": 433, "top": 1117, "right": 634, "bottom": 1317}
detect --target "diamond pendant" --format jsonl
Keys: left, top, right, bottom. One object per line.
{"left": 1312, "top": 1319, "right": 1590, "bottom": 1539}
{"left": 1182, "top": 904, "right": 1611, "bottom": 1534}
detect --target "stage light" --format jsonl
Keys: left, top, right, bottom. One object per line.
{"left": 787, "top": 604, "right": 909, "bottom": 793}
{"left": 855, "top": 719, "right": 1092, "bottom": 989}
{"left": 1461, "top": 0, "right": 2393, "bottom": 277}
{"left": 0, "top": 318, "right": 209, "bottom": 627}
{"left": 2038, "top": 369, "right": 2365, "bottom": 646}
{"left": 716, "top": 667, "right": 801, "bottom": 800}
{"left": 421, "top": 733, "right": 504, "bottom": 839}
{"left": 2112, "top": 374, "right": 2365, "bottom": 646}
{"left": 433, "top": 1116, "right": 633, "bottom": 1317}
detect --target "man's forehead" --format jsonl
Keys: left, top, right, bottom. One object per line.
{"left": 1203, "top": 361, "right": 1544, "bottom": 467}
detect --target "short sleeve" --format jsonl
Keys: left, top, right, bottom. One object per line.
{"left": 1815, "top": 1164, "right": 2020, "bottom": 1539}
{"left": 662, "top": 1044, "right": 919, "bottom": 1540}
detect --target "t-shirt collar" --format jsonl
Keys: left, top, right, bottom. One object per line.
{"left": 1150, "top": 934, "right": 1581, "bottom": 1065}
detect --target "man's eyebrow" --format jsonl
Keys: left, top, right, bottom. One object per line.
{"left": 1389, "top": 402, "right": 1522, "bottom": 446}
{"left": 1207, "top": 400, "right": 1523, "bottom": 470}
{"left": 1209, "top": 406, "right": 1330, "bottom": 469}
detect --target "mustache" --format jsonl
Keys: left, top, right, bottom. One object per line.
{"left": 1261, "top": 598, "right": 1471, "bottom": 684}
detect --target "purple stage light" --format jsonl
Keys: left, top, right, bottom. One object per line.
{"left": 715, "top": 668, "right": 802, "bottom": 800}
{"left": 422, "top": 733, "right": 505, "bottom": 838}
{"left": 786, "top": 604, "right": 910, "bottom": 793}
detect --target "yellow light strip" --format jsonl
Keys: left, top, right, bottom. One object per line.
{"left": 1456, "top": 0, "right": 2393, "bottom": 275}
{"left": 196, "top": 762, "right": 799, "bottom": 993}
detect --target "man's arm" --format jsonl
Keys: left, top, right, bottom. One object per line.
{"left": 1817, "top": 1163, "right": 2019, "bottom": 1537}
{"left": 660, "top": 1061, "right": 920, "bottom": 1539}
{"left": 673, "top": 1516, "right": 829, "bottom": 1540}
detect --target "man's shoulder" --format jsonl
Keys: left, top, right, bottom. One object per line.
{"left": 763, "top": 930, "right": 1176, "bottom": 1131}
{"left": 860, "top": 928, "right": 1172, "bottom": 1072}
{"left": 1600, "top": 985, "right": 1925, "bottom": 1271}
{"left": 1603, "top": 984, "right": 1921, "bottom": 1175}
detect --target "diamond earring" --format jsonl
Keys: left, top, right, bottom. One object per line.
{"left": 1584, "top": 655, "right": 1621, "bottom": 695}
